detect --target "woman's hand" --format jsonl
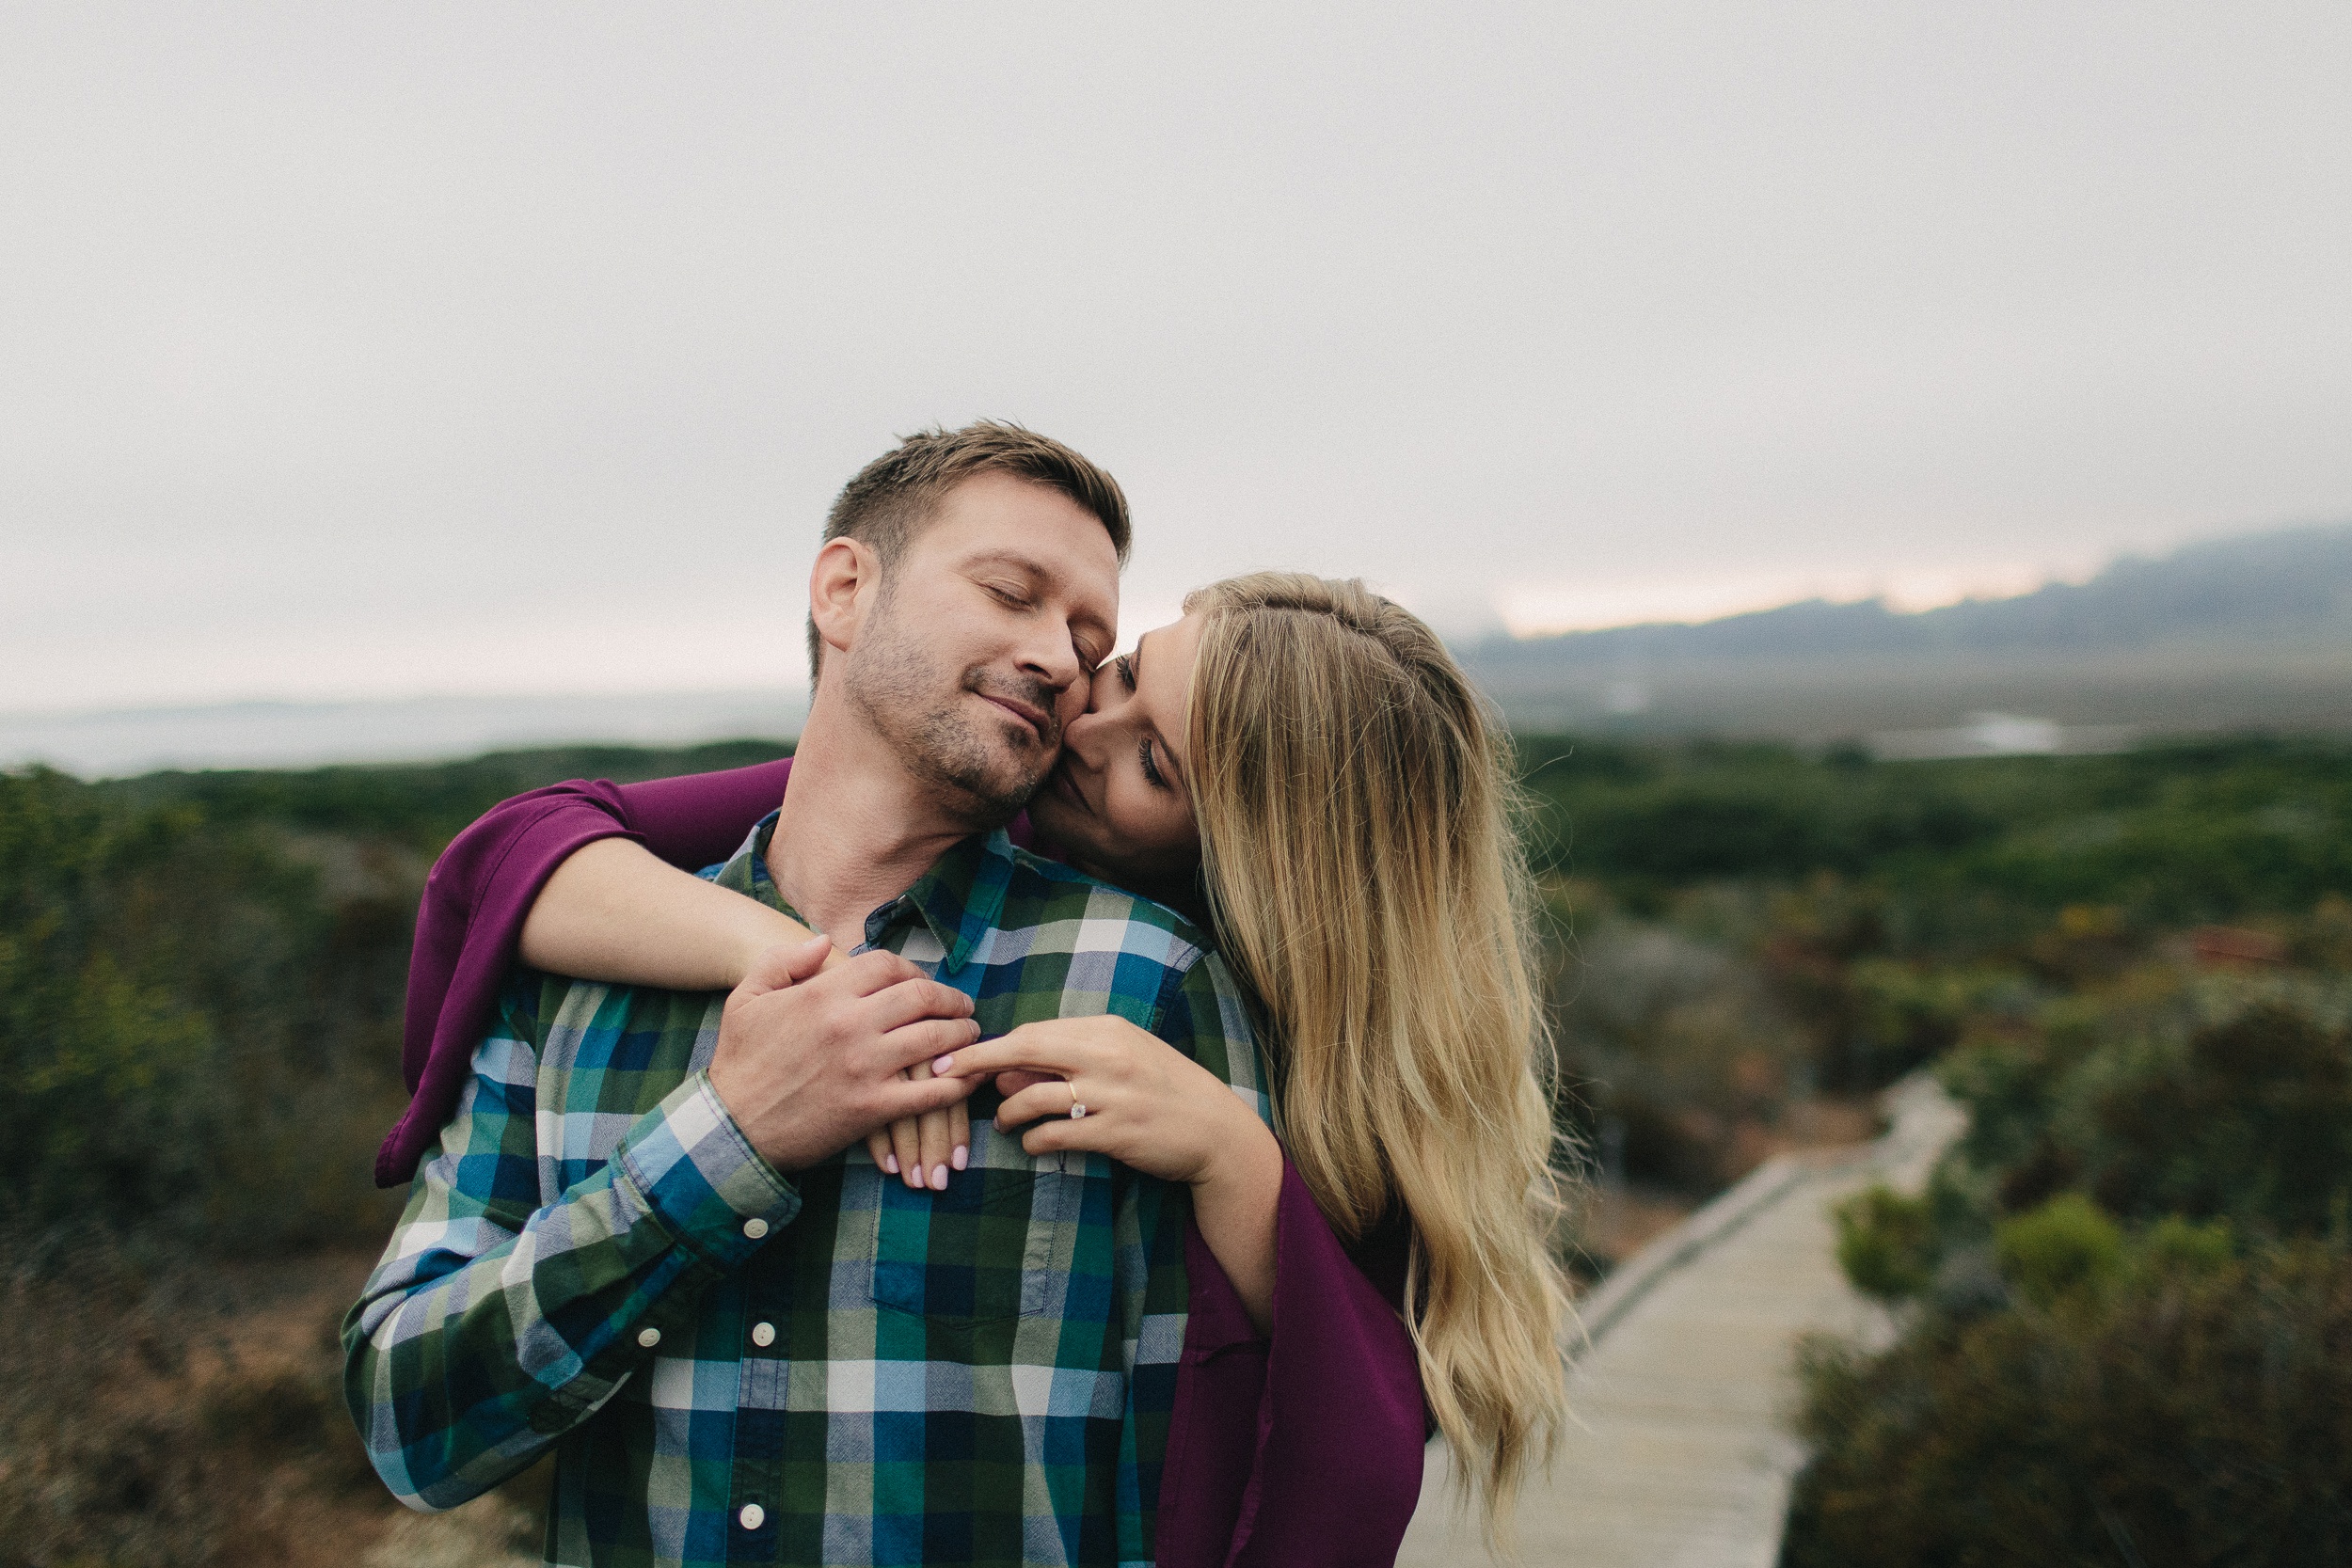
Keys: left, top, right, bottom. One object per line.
{"left": 935, "top": 1016, "right": 1283, "bottom": 1329}
{"left": 934, "top": 1016, "right": 1263, "bottom": 1183}
{"left": 866, "top": 1060, "right": 970, "bottom": 1194}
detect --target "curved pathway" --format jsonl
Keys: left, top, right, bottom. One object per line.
{"left": 1395, "top": 1075, "right": 1964, "bottom": 1568}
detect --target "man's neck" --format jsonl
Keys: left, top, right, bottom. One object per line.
{"left": 765, "top": 696, "right": 988, "bottom": 948}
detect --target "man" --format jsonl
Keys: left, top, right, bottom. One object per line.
{"left": 344, "top": 424, "right": 1267, "bottom": 1568}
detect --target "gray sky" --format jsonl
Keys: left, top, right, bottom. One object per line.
{"left": 5, "top": 2, "right": 2348, "bottom": 713}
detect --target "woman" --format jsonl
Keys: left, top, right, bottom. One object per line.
{"left": 381, "top": 574, "right": 1570, "bottom": 1561}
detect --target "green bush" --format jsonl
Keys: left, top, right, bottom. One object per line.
{"left": 1521, "top": 734, "right": 2352, "bottom": 932}
{"left": 1993, "top": 1195, "right": 2123, "bottom": 1308}
{"left": 1936, "top": 986, "right": 2352, "bottom": 1242}
{"left": 1834, "top": 1184, "right": 1938, "bottom": 1303}
{"left": 0, "top": 769, "right": 411, "bottom": 1254}
{"left": 1783, "top": 1240, "right": 2352, "bottom": 1567}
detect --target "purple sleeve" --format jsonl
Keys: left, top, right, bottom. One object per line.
{"left": 372, "top": 758, "right": 795, "bottom": 1188}
{"left": 1158, "top": 1163, "right": 1427, "bottom": 1568}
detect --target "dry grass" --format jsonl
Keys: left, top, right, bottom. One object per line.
{"left": 0, "top": 1243, "right": 546, "bottom": 1568}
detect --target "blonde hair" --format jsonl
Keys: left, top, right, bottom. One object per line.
{"left": 1183, "top": 572, "right": 1571, "bottom": 1545}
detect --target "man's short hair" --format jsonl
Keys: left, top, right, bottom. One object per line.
{"left": 806, "top": 421, "right": 1132, "bottom": 680}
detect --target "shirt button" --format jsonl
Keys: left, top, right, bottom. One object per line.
{"left": 636, "top": 1326, "right": 661, "bottom": 1349}
{"left": 742, "top": 1217, "right": 770, "bottom": 1240}
{"left": 751, "top": 1321, "right": 775, "bottom": 1348}
{"left": 739, "top": 1503, "right": 766, "bottom": 1531}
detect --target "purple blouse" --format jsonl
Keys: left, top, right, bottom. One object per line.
{"left": 377, "top": 758, "right": 1427, "bottom": 1566}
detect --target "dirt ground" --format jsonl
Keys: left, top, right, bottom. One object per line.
{"left": 0, "top": 1243, "right": 543, "bottom": 1568}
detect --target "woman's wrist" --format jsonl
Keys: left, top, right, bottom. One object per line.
{"left": 1193, "top": 1100, "right": 1284, "bottom": 1196}
{"left": 728, "top": 907, "right": 822, "bottom": 988}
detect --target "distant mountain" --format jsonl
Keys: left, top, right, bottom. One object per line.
{"left": 1469, "top": 523, "right": 2352, "bottom": 670}
{"left": 1456, "top": 523, "right": 2352, "bottom": 739}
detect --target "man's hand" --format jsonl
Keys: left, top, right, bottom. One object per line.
{"left": 707, "top": 937, "right": 981, "bottom": 1173}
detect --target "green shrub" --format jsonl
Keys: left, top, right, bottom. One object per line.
{"left": 1994, "top": 1195, "right": 2123, "bottom": 1308}
{"left": 1934, "top": 984, "right": 2352, "bottom": 1242}
{"left": 0, "top": 769, "right": 411, "bottom": 1254}
{"left": 1834, "top": 1184, "right": 1937, "bottom": 1303}
{"left": 1783, "top": 1241, "right": 2352, "bottom": 1567}
{"left": 2075, "top": 1000, "right": 2352, "bottom": 1234}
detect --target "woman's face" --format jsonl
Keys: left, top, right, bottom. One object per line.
{"left": 1025, "top": 610, "right": 1205, "bottom": 898}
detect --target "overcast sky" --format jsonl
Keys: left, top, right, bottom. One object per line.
{"left": 5, "top": 2, "right": 2348, "bottom": 714}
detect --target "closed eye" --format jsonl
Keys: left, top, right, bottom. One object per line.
{"left": 1114, "top": 654, "right": 1136, "bottom": 691}
{"left": 1138, "top": 734, "right": 1168, "bottom": 789}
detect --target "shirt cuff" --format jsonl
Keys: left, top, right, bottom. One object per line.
{"left": 612, "top": 1071, "right": 800, "bottom": 1266}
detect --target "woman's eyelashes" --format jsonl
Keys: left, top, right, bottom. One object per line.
{"left": 1137, "top": 734, "right": 1168, "bottom": 789}
{"left": 1113, "top": 653, "right": 1136, "bottom": 692}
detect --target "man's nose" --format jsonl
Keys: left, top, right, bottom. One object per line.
{"left": 1014, "top": 619, "right": 1087, "bottom": 698}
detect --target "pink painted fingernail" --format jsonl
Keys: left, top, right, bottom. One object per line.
{"left": 930, "top": 1164, "right": 949, "bottom": 1191}
{"left": 952, "top": 1145, "right": 968, "bottom": 1171}
{"left": 882, "top": 1153, "right": 898, "bottom": 1175}
{"left": 933, "top": 1054, "right": 955, "bottom": 1073}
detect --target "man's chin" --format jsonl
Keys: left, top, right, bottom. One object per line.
{"left": 945, "top": 753, "right": 1056, "bottom": 827}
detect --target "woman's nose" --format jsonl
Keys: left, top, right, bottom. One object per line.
{"left": 1062, "top": 678, "right": 1117, "bottom": 752}
{"left": 1076, "top": 662, "right": 1120, "bottom": 720}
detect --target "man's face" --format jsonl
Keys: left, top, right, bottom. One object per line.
{"left": 838, "top": 473, "right": 1120, "bottom": 824}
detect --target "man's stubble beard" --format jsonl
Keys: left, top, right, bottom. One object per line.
{"left": 844, "top": 591, "right": 1062, "bottom": 829}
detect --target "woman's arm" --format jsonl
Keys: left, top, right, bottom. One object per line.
{"left": 1165, "top": 1168, "right": 1427, "bottom": 1568}
{"left": 936, "top": 1018, "right": 1428, "bottom": 1565}
{"left": 518, "top": 836, "right": 814, "bottom": 990}
{"left": 379, "top": 761, "right": 793, "bottom": 1189}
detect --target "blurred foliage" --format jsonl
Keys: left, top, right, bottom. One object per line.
{"left": 1534, "top": 734, "right": 2352, "bottom": 1196}
{"left": 2, "top": 742, "right": 780, "bottom": 1567}
{"left": 0, "top": 740, "right": 785, "bottom": 1262}
{"left": 1788, "top": 972, "right": 2352, "bottom": 1560}
{"left": 1938, "top": 981, "right": 2352, "bottom": 1241}
{"left": 1784, "top": 1235, "right": 2352, "bottom": 1565}
{"left": 1520, "top": 733, "right": 2352, "bottom": 929}
{"left": 1833, "top": 1185, "right": 1936, "bottom": 1304}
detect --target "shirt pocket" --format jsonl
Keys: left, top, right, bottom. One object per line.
{"left": 864, "top": 1131, "right": 1085, "bottom": 1325}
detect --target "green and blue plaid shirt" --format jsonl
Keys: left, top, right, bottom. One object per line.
{"left": 345, "top": 815, "right": 1266, "bottom": 1568}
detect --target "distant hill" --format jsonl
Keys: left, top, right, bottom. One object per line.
{"left": 1458, "top": 523, "right": 2352, "bottom": 741}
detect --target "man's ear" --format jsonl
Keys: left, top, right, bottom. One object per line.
{"left": 808, "top": 538, "right": 883, "bottom": 661}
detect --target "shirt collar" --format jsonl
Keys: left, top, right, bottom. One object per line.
{"left": 715, "top": 810, "right": 1017, "bottom": 977}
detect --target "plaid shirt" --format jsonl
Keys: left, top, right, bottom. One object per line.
{"left": 345, "top": 815, "right": 1266, "bottom": 1568}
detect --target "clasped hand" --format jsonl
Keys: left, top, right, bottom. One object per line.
{"left": 708, "top": 939, "right": 1267, "bottom": 1198}
{"left": 706, "top": 937, "right": 980, "bottom": 1175}
{"left": 934, "top": 1015, "right": 1267, "bottom": 1190}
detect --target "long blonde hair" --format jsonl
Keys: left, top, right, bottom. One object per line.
{"left": 1184, "top": 572, "right": 1571, "bottom": 1543}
